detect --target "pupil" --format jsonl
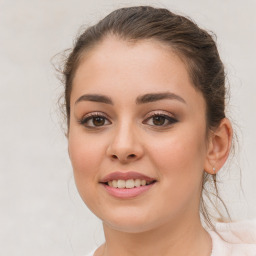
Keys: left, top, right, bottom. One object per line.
{"left": 153, "top": 116, "right": 165, "bottom": 125}
{"left": 93, "top": 117, "right": 105, "bottom": 126}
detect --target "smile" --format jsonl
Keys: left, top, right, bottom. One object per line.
{"left": 100, "top": 171, "right": 157, "bottom": 198}
{"left": 107, "top": 179, "right": 155, "bottom": 189}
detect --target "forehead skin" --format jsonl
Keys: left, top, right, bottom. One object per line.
{"left": 71, "top": 36, "right": 206, "bottom": 126}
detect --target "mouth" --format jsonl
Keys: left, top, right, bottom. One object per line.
{"left": 101, "top": 179, "right": 156, "bottom": 189}
{"left": 99, "top": 171, "right": 157, "bottom": 198}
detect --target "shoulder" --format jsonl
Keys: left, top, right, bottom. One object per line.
{"left": 209, "top": 219, "right": 256, "bottom": 256}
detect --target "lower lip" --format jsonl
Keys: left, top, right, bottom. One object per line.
{"left": 102, "top": 183, "right": 155, "bottom": 199}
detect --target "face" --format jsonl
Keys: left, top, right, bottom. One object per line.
{"left": 68, "top": 37, "right": 209, "bottom": 233}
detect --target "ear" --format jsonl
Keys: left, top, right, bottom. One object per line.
{"left": 204, "top": 118, "right": 233, "bottom": 174}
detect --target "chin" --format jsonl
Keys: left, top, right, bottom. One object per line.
{"left": 103, "top": 218, "right": 157, "bottom": 233}
{"left": 97, "top": 207, "right": 166, "bottom": 234}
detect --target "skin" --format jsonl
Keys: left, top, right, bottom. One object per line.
{"left": 68, "top": 37, "right": 232, "bottom": 256}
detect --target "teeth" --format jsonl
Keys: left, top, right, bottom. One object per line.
{"left": 125, "top": 179, "right": 134, "bottom": 188}
{"left": 134, "top": 179, "right": 141, "bottom": 187}
{"left": 117, "top": 180, "right": 126, "bottom": 188}
{"left": 108, "top": 179, "right": 150, "bottom": 189}
{"left": 112, "top": 180, "right": 118, "bottom": 188}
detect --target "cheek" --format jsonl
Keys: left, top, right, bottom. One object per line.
{"left": 68, "top": 131, "right": 105, "bottom": 192}
{"left": 146, "top": 133, "right": 207, "bottom": 216}
{"left": 68, "top": 131, "right": 110, "bottom": 214}
{"left": 147, "top": 127, "right": 207, "bottom": 188}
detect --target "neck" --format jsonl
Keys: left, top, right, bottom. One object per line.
{"left": 97, "top": 215, "right": 212, "bottom": 256}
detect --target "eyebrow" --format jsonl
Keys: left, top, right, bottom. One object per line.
{"left": 75, "top": 92, "right": 186, "bottom": 105}
{"left": 136, "top": 92, "right": 186, "bottom": 105}
{"left": 75, "top": 94, "right": 113, "bottom": 105}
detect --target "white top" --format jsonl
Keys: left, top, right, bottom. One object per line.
{"left": 85, "top": 219, "right": 256, "bottom": 256}
{"left": 209, "top": 219, "right": 256, "bottom": 256}
{"left": 86, "top": 249, "right": 96, "bottom": 256}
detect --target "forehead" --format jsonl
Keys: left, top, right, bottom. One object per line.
{"left": 75, "top": 37, "right": 187, "bottom": 82}
{"left": 73, "top": 36, "right": 188, "bottom": 81}
{"left": 71, "top": 36, "right": 205, "bottom": 110}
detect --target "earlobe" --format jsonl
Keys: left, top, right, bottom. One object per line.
{"left": 204, "top": 118, "right": 233, "bottom": 174}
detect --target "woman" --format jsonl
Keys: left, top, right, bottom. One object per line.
{"left": 61, "top": 6, "right": 256, "bottom": 256}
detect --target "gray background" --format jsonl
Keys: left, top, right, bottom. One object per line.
{"left": 0, "top": 0, "right": 255, "bottom": 255}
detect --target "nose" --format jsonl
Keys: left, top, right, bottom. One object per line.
{"left": 106, "top": 123, "right": 144, "bottom": 163}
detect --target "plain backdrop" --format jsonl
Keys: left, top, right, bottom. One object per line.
{"left": 0, "top": 0, "right": 255, "bottom": 255}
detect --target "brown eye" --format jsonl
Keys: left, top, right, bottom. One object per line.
{"left": 144, "top": 114, "right": 178, "bottom": 127}
{"left": 152, "top": 116, "right": 166, "bottom": 126}
{"left": 80, "top": 113, "right": 111, "bottom": 128}
{"left": 93, "top": 116, "right": 105, "bottom": 126}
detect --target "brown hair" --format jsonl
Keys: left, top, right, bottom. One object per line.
{"left": 61, "top": 6, "right": 231, "bottom": 229}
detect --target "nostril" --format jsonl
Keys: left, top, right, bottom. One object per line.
{"left": 109, "top": 153, "right": 138, "bottom": 161}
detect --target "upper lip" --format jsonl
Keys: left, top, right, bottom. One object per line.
{"left": 100, "top": 171, "right": 156, "bottom": 183}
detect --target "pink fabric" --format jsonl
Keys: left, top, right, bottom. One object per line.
{"left": 209, "top": 219, "right": 256, "bottom": 256}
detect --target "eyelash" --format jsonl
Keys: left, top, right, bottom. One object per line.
{"left": 143, "top": 113, "right": 178, "bottom": 127}
{"left": 78, "top": 112, "right": 111, "bottom": 128}
{"left": 78, "top": 111, "right": 178, "bottom": 128}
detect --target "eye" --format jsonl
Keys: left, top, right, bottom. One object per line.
{"left": 79, "top": 113, "right": 111, "bottom": 128}
{"left": 144, "top": 113, "right": 177, "bottom": 127}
